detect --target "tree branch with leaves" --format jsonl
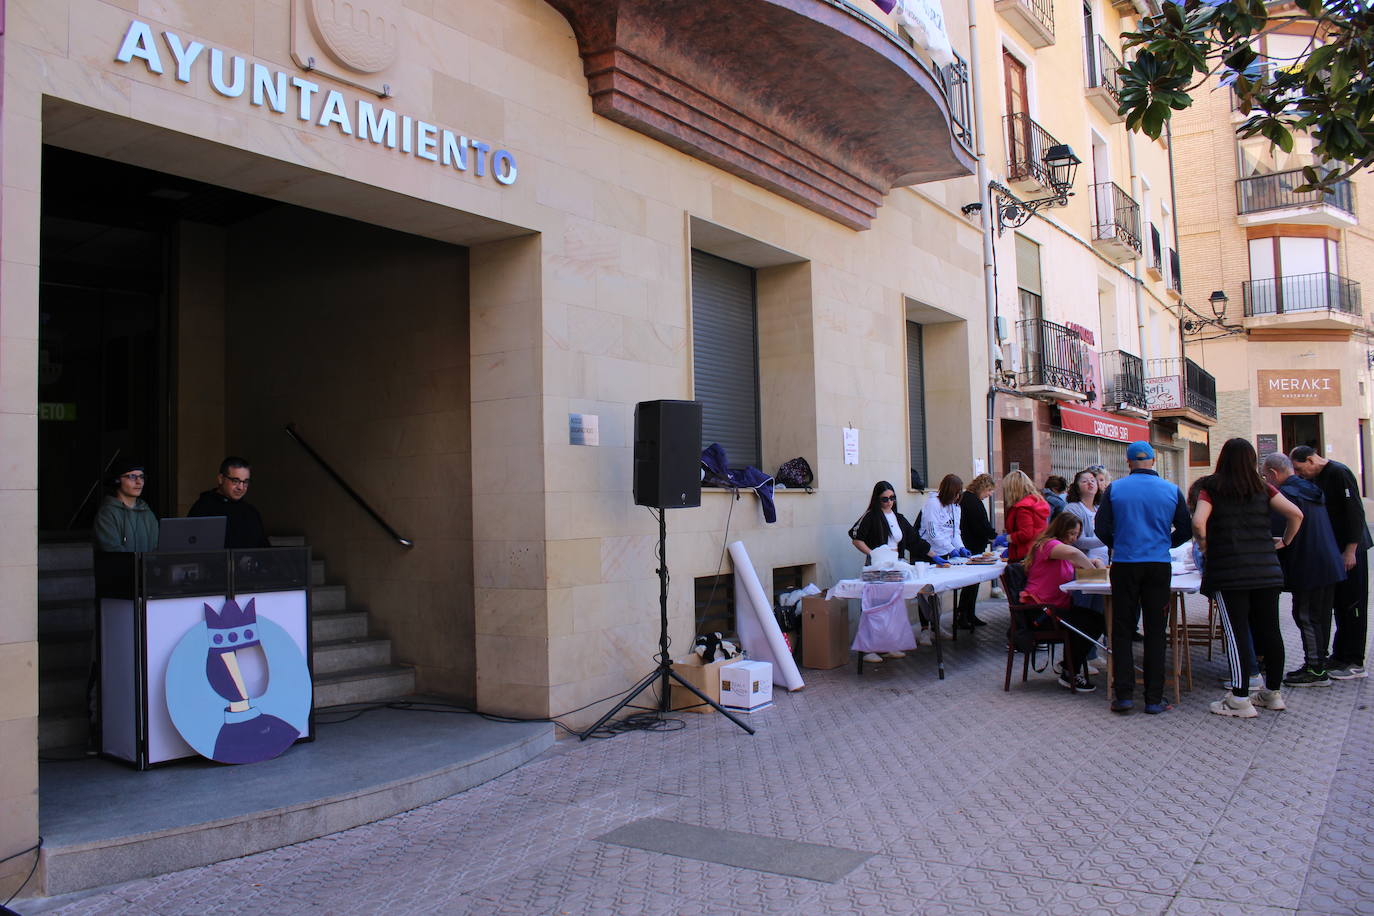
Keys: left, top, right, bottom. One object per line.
{"left": 1119, "top": 0, "right": 1374, "bottom": 191}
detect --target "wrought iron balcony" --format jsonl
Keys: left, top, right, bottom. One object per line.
{"left": 1100, "top": 350, "right": 1146, "bottom": 414}
{"left": 1236, "top": 168, "right": 1356, "bottom": 227}
{"left": 1017, "top": 318, "right": 1087, "bottom": 396}
{"left": 1090, "top": 181, "right": 1142, "bottom": 261}
{"left": 1147, "top": 224, "right": 1163, "bottom": 278}
{"left": 936, "top": 53, "right": 975, "bottom": 155}
{"left": 1005, "top": 113, "right": 1065, "bottom": 193}
{"left": 1168, "top": 248, "right": 1182, "bottom": 295}
{"left": 1145, "top": 357, "right": 1217, "bottom": 422}
{"left": 1084, "top": 35, "right": 1124, "bottom": 122}
{"left": 995, "top": 0, "right": 1054, "bottom": 47}
{"left": 1242, "top": 271, "right": 1362, "bottom": 318}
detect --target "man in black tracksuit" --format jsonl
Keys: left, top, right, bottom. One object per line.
{"left": 1292, "top": 446, "right": 1371, "bottom": 680}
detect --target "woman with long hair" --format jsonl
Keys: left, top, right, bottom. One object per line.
{"left": 920, "top": 474, "right": 969, "bottom": 560}
{"left": 1194, "top": 438, "right": 1303, "bottom": 718}
{"left": 1002, "top": 470, "right": 1049, "bottom": 562}
{"left": 849, "top": 480, "right": 935, "bottom": 657}
{"left": 1019, "top": 511, "right": 1106, "bottom": 692}
{"left": 955, "top": 474, "right": 998, "bottom": 629}
{"left": 1063, "top": 467, "right": 1108, "bottom": 562}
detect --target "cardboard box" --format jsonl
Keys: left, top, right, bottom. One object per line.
{"left": 670, "top": 655, "right": 729, "bottom": 714}
{"left": 801, "top": 596, "right": 850, "bottom": 669}
{"left": 720, "top": 659, "right": 773, "bottom": 712}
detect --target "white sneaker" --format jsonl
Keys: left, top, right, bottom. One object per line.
{"left": 863, "top": 652, "right": 883, "bottom": 663}
{"left": 918, "top": 629, "right": 933, "bottom": 647}
{"left": 882, "top": 651, "right": 906, "bottom": 659}
{"left": 1210, "top": 693, "right": 1258, "bottom": 718}
{"left": 989, "top": 586, "right": 1005, "bottom": 599}
{"left": 1221, "top": 674, "right": 1264, "bottom": 690}
{"left": 1249, "top": 688, "right": 1286, "bottom": 710}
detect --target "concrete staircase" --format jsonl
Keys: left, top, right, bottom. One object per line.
{"left": 37, "top": 536, "right": 416, "bottom": 750}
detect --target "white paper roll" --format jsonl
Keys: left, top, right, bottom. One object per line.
{"left": 728, "top": 540, "right": 805, "bottom": 691}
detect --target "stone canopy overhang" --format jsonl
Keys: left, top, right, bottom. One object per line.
{"left": 547, "top": 0, "right": 977, "bottom": 230}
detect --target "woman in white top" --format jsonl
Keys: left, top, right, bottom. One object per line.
{"left": 920, "top": 474, "right": 969, "bottom": 560}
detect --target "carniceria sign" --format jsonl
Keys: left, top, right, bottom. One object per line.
{"left": 115, "top": 20, "right": 518, "bottom": 186}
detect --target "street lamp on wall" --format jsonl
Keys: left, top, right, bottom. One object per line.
{"left": 1208, "top": 290, "right": 1228, "bottom": 319}
{"left": 988, "top": 144, "right": 1083, "bottom": 234}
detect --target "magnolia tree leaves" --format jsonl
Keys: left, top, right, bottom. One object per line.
{"left": 1119, "top": 0, "right": 1373, "bottom": 190}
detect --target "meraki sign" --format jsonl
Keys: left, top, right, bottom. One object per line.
{"left": 114, "top": 20, "right": 518, "bottom": 187}
{"left": 1256, "top": 369, "right": 1341, "bottom": 407}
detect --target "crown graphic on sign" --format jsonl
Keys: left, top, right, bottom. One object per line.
{"left": 204, "top": 597, "right": 261, "bottom": 651}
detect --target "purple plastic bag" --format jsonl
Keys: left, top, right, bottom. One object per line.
{"left": 852, "top": 582, "right": 918, "bottom": 652}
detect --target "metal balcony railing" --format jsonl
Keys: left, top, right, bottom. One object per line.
{"left": 1149, "top": 224, "right": 1162, "bottom": 273}
{"left": 1085, "top": 35, "right": 1123, "bottom": 105}
{"left": 936, "top": 52, "right": 975, "bottom": 154}
{"left": 1236, "top": 168, "right": 1355, "bottom": 217}
{"left": 1000, "top": 0, "right": 1055, "bottom": 40}
{"left": 1090, "top": 181, "right": 1142, "bottom": 254}
{"left": 1101, "top": 350, "right": 1146, "bottom": 411}
{"left": 1146, "top": 357, "right": 1218, "bottom": 419}
{"left": 1005, "top": 112, "right": 1064, "bottom": 187}
{"left": 1017, "top": 318, "right": 1087, "bottom": 393}
{"left": 1168, "top": 248, "right": 1182, "bottom": 293}
{"left": 1242, "top": 271, "right": 1362, "bottom": 317}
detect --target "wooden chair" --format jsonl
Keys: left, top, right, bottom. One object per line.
{"left": 1001, "top": 566, "right": 1078, "bottom": 692}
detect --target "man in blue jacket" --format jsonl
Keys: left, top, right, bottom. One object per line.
{"left": 1095, "top": 441, "right": 1192, "bottom": 714}
{"left": 1263, "top": 452, "right": 1345, "bottom": 686}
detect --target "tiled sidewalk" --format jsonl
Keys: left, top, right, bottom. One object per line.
{"left": 28, "top": 594, "right": 1374, "bottom": 915}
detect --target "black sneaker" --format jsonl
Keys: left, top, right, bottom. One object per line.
{"left": 1057, "top": 669, "right": 1096, "bottom": 692}
{"left": 1283, "top": 666, "right": 1332, "bottom": 688}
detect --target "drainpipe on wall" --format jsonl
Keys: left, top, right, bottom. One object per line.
{"left": 1127, "top": 129, "right": 1149, "bottom": 368}
{"left": 966, "top": 0, "right": 1001, "bottom": 524}
{"left": 1166, "top": 119, "right": 1186, "bottom": 361}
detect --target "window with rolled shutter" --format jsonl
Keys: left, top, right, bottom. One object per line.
{"left": 907, "top": 321, "right": 928, "bottom": 489}
{"left": 691, "top": 250, "right": 760, "bottom": 469}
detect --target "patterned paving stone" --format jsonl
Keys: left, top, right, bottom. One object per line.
{"left": 22, "top": 594, "right": 1373, "bottom": 916}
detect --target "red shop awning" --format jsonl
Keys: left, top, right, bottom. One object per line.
{"left": 1056, "top": 401, "right": 1149, "bottom": 443}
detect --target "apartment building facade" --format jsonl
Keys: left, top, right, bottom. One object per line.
{"left": 1172, "top": 22, "right": 1374, "bottom": 488}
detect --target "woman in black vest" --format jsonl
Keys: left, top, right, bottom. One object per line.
{"left": 1193, "top": 438, "right": 1303, "bottom": 718}
{"left": 849, "top": 481, "right": 934, "bottom": 655}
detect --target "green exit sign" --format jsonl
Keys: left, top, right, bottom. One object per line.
{"left": 39, "top": 402, "right": 78, "bottom": 421}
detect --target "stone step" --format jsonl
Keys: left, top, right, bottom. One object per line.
{"left": 39, "top": 600, "right": 95, "bottom": 638}
{"left": 311, "top": 559, "right": 326, "bottom": 586}
{"left": 269, "top": 535, "right": 306, "bottom": 547}
{"left": 40, "top": 636, "right": 90, "bottom": 672}
{"left": 38, "top": 570, "right": 95, "bottom": 602}
{"left": 311, "top": 584, "right": 347, "bottom": 612}
{"left": 311, "top": 610, "right": 368, "bottom": 642}
{"left": 312, "top": 637, "right": 392, "bottom": 675}
{"left": 40, "top": 668, "right": 87, "bottom": 713}
{"left": 39, "top": 711, "right": 89, "bottom": 751}
{"left": 39, "top": 542, "right": 94, "bottom": 572}
{"left": 312, "top": 665, "right": 416, "bottom": 708}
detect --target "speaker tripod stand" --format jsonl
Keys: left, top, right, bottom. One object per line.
{"left": 579, "top": 508, "right": 755, "bottom": 739}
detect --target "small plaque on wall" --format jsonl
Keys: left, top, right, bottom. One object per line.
{"left": 569, "top": 413, "right": 599, "bottom": 446}
{"left": 1256, "top": 433, "right": 1279, "bottom": 459}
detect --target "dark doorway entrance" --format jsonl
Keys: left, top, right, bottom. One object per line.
{"left": 38, "top": 147, "right": 273, "bottom": 531}
{"left": 1001, "top": 418, "right": 1035, "bottom": 479}
{"left": 1281, "top": 412, "right": 1323, "bottom": 456}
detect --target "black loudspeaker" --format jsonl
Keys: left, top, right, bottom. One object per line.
{"left": 634, "top": 400, "right": 702, "bottom": 509}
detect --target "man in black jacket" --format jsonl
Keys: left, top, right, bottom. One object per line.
{"left": 188, "top": 456, "right": 270, "bottom": 549}
{"left": 1292, "top": 446, "right": 1371, "bottom": 680}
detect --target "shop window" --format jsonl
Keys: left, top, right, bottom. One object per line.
{"left": 1189, "top": 439, "right": 1211, "bottom": 467}
{"left": 906, "top": 321, "right": 929, "bottom": 489}
{"left": 692, "top": 250, "right": 760, "bottom": 469}
{"left": 694, "top": 574, "right": 735, "bottom": 637}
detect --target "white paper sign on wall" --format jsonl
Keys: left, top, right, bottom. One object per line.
{"left": 843, "top": 427, "right": 860, "bottom": 465}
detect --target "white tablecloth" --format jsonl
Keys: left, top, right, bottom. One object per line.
{"left": 1059, "top": 570, "right": 1202, "bottom": 596}
{"left": 827, "top": 562, "right": 1006, "bottom": 600}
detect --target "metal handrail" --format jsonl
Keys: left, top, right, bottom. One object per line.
{"left": 1146, "top": 357, "right": 1217, "bottom": 418}
{"left": 1005, "top": 112, "right": 1063, "bottom": 187}
{"left": 1101, "top": 350, "right": 1146, "bottom": 411}
{"left": 1085, "top": 34, "right": 1123, "bottom": 104}
{"left": 1017, "top": 318, "right": 1087, "bottom": 392}
{"left": 1236, "top": 167, "right": 1355, "bottom": 217}
{"left": 1242, "top": 271, "right": 1362, "bottom": 317}
{"left": 1090, "top": 181, "right": 1142, "bottom": 254}
{"left": 937, "top": 52, "right": 975, "bottom": 154}
{"left": 1001, "top": 0, "right": 1054, "bottom": 39}
{"left": 284, "top": 423, "right": 414, "bottom": 549}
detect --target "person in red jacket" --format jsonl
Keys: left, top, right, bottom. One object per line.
{"left": 1002, "top": 469, "right": 1050, "bottom": 562}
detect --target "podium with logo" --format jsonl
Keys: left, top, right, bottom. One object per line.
{"left": 97, "top": 548, "right": 314, "bottom": 769}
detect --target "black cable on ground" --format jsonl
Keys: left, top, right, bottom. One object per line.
{"left": 1, "top": 838, "right": 41, "bottom": 907}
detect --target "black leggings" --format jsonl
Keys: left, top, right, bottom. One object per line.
{"left": 1216, "top": 587, "right": 1284, "bottom": 695}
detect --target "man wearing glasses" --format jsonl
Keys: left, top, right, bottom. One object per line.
{"left": 189, "top": 456, "right": 270, "bottom": 549}
{"left": 93, "top": 459, "right": 159, "bottom": 552}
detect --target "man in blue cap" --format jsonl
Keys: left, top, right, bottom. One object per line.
{"left": 1095, "top": 440, "right": 1192, "bottom": 713}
